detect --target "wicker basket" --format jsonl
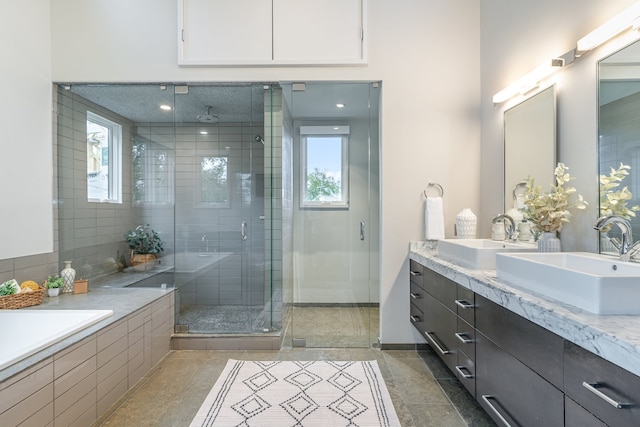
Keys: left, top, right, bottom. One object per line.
{"left": 0, "top": 286, "right": 45, "bottom": 309}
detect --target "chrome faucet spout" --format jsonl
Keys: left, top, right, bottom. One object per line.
{"left": 594, "top": 215, "right": 635, "bottom": 260}
{"left": 492, "top": 214, "right": 517, "bottom": 242}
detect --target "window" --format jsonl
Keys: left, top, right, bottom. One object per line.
{"left": 200, "top": 156, "right": 230, "bottom": 207}
{"left": 87, "top": 112, "right": 122, "bottom": 202}
{"left": 132, "top": 138, "right": 174, "bottom": 204}
{"left": 300, "top": 126, "right": 349, "bottom": 208}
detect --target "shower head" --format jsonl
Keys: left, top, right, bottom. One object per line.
{"left": 197, "top": 106, "right": 219, "bottom": 124}
{"left": 254, "top": 135, "right": 264, "bottom": 144}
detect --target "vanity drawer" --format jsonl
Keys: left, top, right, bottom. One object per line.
{"left": 456, "top": 347, "right": 476, "bottom": 397}
{"left": 456, "top": 317, "right": 475, "bottom": 361}
{"left": 565, "top": 396, "right": 607, "bottom": 427}
{"left": 476, "top": 294, "right": 563, "bottom": 389}
{"left": 476, "top": 330, "right": 564, "bottom": 426}
{"left": 424, "top": 292, "right": 457, "bottom": 372}
{"left": 564, "top": 341, "right": 640, "bottom": 427}
{"left": 423, "top": 267, "right": 457, "bottom": 311}
{"left": 455, "top": 285, "right": 475, "bottom": 325}
{"left": 409, "top": 260, "right": 424, "bottom": 289}
{"left": 409, "top": 302, "right": 425, "bottom": 334}
{"left": 409, "top": 282, "right": 425, "bottom": 311}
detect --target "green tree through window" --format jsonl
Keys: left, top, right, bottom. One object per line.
{"left": 307, "top": 168, "right": 340, "bottom": 201}
{"left": 201, "top": 156, "right": 229, "bottom": 204}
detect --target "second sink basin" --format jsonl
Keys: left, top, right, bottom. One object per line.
{"left": 496, "top": 252, "right": 640, "bottom": 315}
{"left": 437, "top": 239, "right": 536, "bottom": 270}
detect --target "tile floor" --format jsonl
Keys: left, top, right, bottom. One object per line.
{"left": 97, "top": 347, "right": 495, "bottom": 426}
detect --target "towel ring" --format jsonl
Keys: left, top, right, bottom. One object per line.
{"left": 424, "top": 182, "right": 444, "bottom": 198}
{"left": 512, "top": 181, "right": 527, "bottom": 200}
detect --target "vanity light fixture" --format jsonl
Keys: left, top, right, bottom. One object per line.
{"left": 576, "top": 1, "right": 640, "bottom": 55}
{"left": 493, "top": 58, "right": 564, "bottom": 105}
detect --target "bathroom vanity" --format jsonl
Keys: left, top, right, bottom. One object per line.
{"left": 410, "top": 243, "right": 640, "bottom": 426}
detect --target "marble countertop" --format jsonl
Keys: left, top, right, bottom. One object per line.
{"left": 410, "top": 241, "right": 640, "bottom": 377}
{"left": 0, "top": 285, "right": 174, "bottom": 382}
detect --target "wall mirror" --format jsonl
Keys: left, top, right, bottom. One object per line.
{"left": 503, "top": 86, "right": 557, "bottom": 213}
{"left": 598, "top": 39, "right": 640, "bottom": 253}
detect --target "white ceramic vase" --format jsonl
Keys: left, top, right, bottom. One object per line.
{"left": 456, "top": 208, "right": 477, "bottom": 239}
{"left": 60, "top": 260, "right": 76, "bottom": 293}
{"left": 538, "top": 231, "right": 561, "bottom": 252}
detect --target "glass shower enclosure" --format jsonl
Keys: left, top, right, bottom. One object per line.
{"left": 58, "top": 83, "right": 282, "bottom": 336}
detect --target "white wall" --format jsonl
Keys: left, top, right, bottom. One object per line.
{"left": 51, "top": 0, "right": 481, "bottom": 344}
{"left": 0, "top": 0, "right": 53, "bottom": 260}
{"left": 480, "top": 0, "right": 639, "bottom": 252}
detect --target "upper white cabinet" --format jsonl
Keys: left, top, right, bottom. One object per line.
{"left": 178, "top": 0, "right": 367, "bottom": 66}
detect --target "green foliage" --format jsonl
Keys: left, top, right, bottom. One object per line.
{"left": 45, "top": 275, "right": 64, "bottom": 289}
{"left": 201, "top": 156, "right": 228, "bottom": 204}
{"left": 522, "top": 163, "right": 588, "bottom": 233}
{"left": 0, "top": 279, "right": 20, "bottom": 295}
{"left": 124, "top": 224, "right": 164, "bottom": 254}
{"left": 307, "top": 168, "right": 340, "bottom": 201}
{"left": 600, "top": 163, "right": 640, "bottom": 220}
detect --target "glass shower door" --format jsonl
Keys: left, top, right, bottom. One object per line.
{"left": 287, "top": 82, "right": 380, "bottom": 348}
{"left": 173, "top": 84, "right": 270, "bottom": 334}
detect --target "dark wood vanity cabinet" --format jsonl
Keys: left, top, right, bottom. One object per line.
{"left": 409, "top": 258, "right": 640, "bottom": 426}
{"left": 564, "top": 341, "right": 640, "bottom": 426}
{"left": 475, "top": 294, "right": 564, "bottom": 426}
{"left": 409, "top": 262, "right": 476, "bottom": 395}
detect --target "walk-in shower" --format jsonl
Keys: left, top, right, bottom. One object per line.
{"left": 56, "top": 83, "right": 285, "bottom": 337}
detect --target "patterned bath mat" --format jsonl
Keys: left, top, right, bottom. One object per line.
{"left": 189, "top": 359, "right": 401, "bottom": 427}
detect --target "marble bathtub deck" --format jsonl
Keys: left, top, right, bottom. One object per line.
{"left": 98, "top": 347, "right": 495, "bottom": 427}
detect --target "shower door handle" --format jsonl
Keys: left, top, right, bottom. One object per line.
{"left": 360, "top": 221, "right": 365, "bottom": 241}
{"left": 241, "top": 222, "right": 248, "bottom": 241}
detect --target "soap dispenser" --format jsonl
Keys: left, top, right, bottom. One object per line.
{"left": 518, "top": 220, "right": 532, "bottom": 242}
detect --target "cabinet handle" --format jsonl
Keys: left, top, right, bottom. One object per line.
{"left": 455, "top": 365, "right": 474, "bottom": 379}
{"left": 481, "top": 395, "right": 512, "bottom": 427}
{"left": 409, "top": 270, "right": 422, "bottom": 277}
{"left": 425, "top": 331, "right": 450, "bottom": 355}
{"left": 455, "top": 299, "right": 475, "bottom": 309}
{"left": 455, "top": 332, "right": 473, "bottom": 344}
{"left": 410, "top": 292, "right": 421, "bottom": 299}
{"left": 410, "top": 315, "right": 421, "bottom": 322}
{"left": 582, "top": 382, "right": 632, "bottom": 409}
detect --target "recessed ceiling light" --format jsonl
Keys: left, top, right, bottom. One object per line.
{"left": 160, "top": 104, "right": 172, "bottom": 111}
{"left": 336, "top": 103, "right": 345, "bottom": 108}
{"left": 200, "top": 131, "right": 208, "bottom": 135}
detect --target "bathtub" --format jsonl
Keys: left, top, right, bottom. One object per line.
{"left": 172, "top": 251, "right": 232, "bottom": 273}
{"left": 0, "top": 309, "right": 113, "bottom": 370}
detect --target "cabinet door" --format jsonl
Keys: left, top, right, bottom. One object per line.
{"left": 564, "top": 341, "right": 640, "bottom": 426}
{"left": 179, "top": 0, "right": 273, "bottom": 64}
{"left": 424, "top": 293, "right": 457, "bottom": 371}
{"left": 422, "top": 267, "right": 457, "bottom": 311}
{"left": 476, "top": 331, "right": 564, "bottom": 426}
{"left": 409, "top": 260, "right": 424, "bottom": 289}
{"left": 476, "top": 294, "right": 563, "bottom": 389}
{"left": 273, "top": 0, "right": 366, "bottom": 64}
{"left": 565, "top": 396, "right": 607, "bottom": 427}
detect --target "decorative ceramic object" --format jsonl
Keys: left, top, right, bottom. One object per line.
{"left": 47, "top": 288, "right": 60, "bottom": 297}
{"left": 518, "top": 220, "right": 532, "bottom": 242}
{"left": 60, "top": 260, "right": 76, "bottom": 293}
{"left": 456, "top": 208, "right": 477, "bottom": 239}
{"left": 538, "top": 231, "right": 561, "bottom": 252}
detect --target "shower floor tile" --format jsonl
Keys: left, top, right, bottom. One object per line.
{"left": 178, "top": 305, "right": 266, "bottom": 333}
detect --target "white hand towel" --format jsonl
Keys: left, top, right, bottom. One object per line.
{"left": 425, "top": 197, "right": 445, "bottom": 240}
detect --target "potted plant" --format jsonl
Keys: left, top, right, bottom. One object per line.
{"left": 124, "top": 224, "right": 164, "bottom": 271}
{"left": 521, "top": 163, "right": 588, "bottom": 252}
{"left": 45, "top": 275, "right": 64, "bottom": 297}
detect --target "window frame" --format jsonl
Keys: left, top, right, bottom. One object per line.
{"left": 299, "top": 125, "right": 350, "bottom": 208}
{"left": 86, "top": 111, "right": 122, "bottom": 203}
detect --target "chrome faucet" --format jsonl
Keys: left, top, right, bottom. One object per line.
{"left": 492, "top": 214, "right": 517, "bottom": 242}
{"left": 200, "top": 234, "right": 209, "bottom": 252}
{"left": 594, "top": 215, "right": 640, "bottom": 261}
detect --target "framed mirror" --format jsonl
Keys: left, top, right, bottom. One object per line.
{"left": 504, "top": 86, "right": 557, "bottom": 212}
{"left": 598, "top": 39, "right": 640, "bottom": 253}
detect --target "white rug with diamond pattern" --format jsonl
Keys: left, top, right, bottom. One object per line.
{"left": 189, "top": 359, "right": 401, "bottom": 427}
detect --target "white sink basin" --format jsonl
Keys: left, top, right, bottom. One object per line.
{"left": 496, "top": 252, "right": 640, "bottom": 315}
{"left": 437, "top": 239, "right": 536, "bottom": 270}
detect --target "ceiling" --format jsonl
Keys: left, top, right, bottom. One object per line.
{"left": 67, "top": 82, "right": 378, "bottom": 124}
